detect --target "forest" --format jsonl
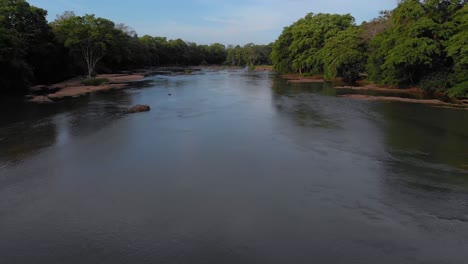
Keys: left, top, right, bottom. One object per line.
{"left": 271, "top": 0, "right": 468, "bottom": 97}
{"left": 1, "top": 0, "right": 468, "bottom": 98}
{"left": 0, "top": 0, "right": 271, "bottom": 94}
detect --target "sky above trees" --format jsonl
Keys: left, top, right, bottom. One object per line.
{"left": 28, "top": 0, "right": 398, "bottom": 44}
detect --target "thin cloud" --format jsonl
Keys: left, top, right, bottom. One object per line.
{"left": 28, "top": 0, "right": 398, "bottom": 45}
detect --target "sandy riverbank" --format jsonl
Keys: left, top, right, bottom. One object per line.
{"left": 28, "top": 74, "right": 145, "bottom": 103}
{"left": 335, "top": 84, "right": 424, "bottom": 94}
{"left": 281, "top": 74, "right": 325, "bottom": 83}
{"left": 339, "top": 94, "right": 461, "bottom": 106}
{"left": 279, "top": 74, "right": 468, "bottom": 108}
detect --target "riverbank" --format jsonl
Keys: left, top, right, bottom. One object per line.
{"left": 26, "top": 67, "right": 209, "bottom": 103}
{"left": 334, "top": 84, "right": 424, "bottom": 94}
{"left": 336, "top": 85, "right": 468, "bottom": 107}
{"left": 281, "top": 74, "right": 325, "bottom": 83}
{"left": 339, "top": 94, "right": 451, "bottom": 105}
{"left": 27, "top": 74, "right": 145, "bottom": 103}
{"left": 26, "top": 66, "right": 275, "bottom": 103}
{"left": 280, "top": 74, "right": 468, "bottom": 108}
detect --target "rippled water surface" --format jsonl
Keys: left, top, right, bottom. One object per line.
{"left": 1, "top": 70, "right": 468, "bottom": 263}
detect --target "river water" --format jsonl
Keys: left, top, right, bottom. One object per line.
{"left": 1, "top": 69, "right": 467, "bottom": 263}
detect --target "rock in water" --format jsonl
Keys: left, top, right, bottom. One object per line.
{"left": 129, "top": 104, "right": 151, "bottom": 113}
{"left": 28, "top": 96, "right": 54, "bottom": 104}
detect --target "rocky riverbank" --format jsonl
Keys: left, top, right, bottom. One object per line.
{"left": 27, "top": 74, "right": 145, "bottom": 103}
{"left": 281, "top": 75, "right": 468, "bottom": 108}
{"left": 26, "top": 67, "right": 207, "bottom": 103}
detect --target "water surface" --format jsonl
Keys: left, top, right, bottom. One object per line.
{"left": 1, "top": 70, "right": 467, "bottom": 263}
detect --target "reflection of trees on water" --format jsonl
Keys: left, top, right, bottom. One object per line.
{"left": 271, "top": 79, "right": 468, "bottom": 224}
{"left": 0, "top": 90, "right": 134, "bottom": 169}
{"left": 377, "top": 102, "right": 468, "bottom": 223}
{"left": 271, "top": 78, "right": 338, "bottom": 129}
{"left": 0, "top": 119, "right": 58, "bottom": 167}
{"left": 379, "top": 102, "right": 468, "bottom": 175}
{"left": 271, "top": 77, "right": 337, "bottom": 97}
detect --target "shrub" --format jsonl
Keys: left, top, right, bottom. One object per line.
{"left": 447, "top": 81, "right": 468, "bottom": 98}
{"left": 419, "top": 71, "right": 450, "bottom": 92}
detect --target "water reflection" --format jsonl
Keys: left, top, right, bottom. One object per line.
{"left": 378, "top": 102, "right": 468, "bottom": 174}
{"left": 376, "top": 101, "right": 468, "bottom": 224}
{"left": 1, "top": 70, "right": 468, "bottom": 264}
{"left": 0, "top": 90, "right": 134, "bottom": 170}
{"left": 0, "top": 118, "right": 57, "bottom": 167}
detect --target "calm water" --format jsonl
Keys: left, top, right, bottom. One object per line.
{"left": 1, "top": 70, "right": 468, "bottom": 264}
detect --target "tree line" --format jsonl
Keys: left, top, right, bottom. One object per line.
{"left": 0, "top": 0, "right": 271, "bottom": 95}
{"left": 271, "top": 0, "right": 468, "bottom": 97}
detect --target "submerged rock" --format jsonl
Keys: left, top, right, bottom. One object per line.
{"left": 28, "top": 95, "right": 54, "bottom": 104}
{"left": 128, "top": 104, "right": 151, "bottom": 113}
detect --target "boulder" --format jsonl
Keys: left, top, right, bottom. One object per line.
{"left": 28, "top": 96, "right": 54, "bottom": 104}
{"left": 128, "top": 104, "right": 151, "bottom": 113}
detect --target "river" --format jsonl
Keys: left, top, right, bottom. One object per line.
{"left": 1, "top": 69, "right": 467, "bottom": 263}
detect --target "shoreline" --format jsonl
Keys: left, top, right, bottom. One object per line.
{"left": 334, "top": 84, "right": 424, "bottom": 94}
{"left": 28, "top": 73, "right": 146, "bottom": 103}
{"left": 339, "top": 94, "right": 451, "bottom": 105}
{"left": 27, "top": 66, "right": 274, "bottom": 103}
{"left": 280, "top": 74, "right": 468, "bottom": 108}
{"left": 281, "top": 74, "right": 325, "bottom": 83}
{"left": 26, "top": 66, "right": 211, "bottom": 103}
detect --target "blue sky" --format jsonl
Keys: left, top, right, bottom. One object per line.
{"left": 28, "top": 0, "right": 398, "bottom": 45}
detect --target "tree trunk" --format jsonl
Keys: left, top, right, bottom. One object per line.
{"left": 83, "top": 46, "right": 104, "bottom": 79}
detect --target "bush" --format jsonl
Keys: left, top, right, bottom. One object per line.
{"left": 447, "top": 81, "right": 468, "bottom": 98}
{"left": 419, "top": 71, "right": 450, "bottom": 92}
{"left": 81, "top": 78, "right": 109, "bottom": 86}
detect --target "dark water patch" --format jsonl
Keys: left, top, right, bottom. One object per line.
{"left": 1, "top": 69, "right": 468, "bottom": 264}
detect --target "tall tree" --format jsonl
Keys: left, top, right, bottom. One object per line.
{"left": 318, "top": 27, "right": 367, "bottom": 82}
{"left": 271, "top": 13, "right": 355, "bottom": 74}
{"left": 0, "top": 0, "right": 59, "bottom": 93}
{"left": 52, "top": 13, "right": 119, "bottom": 78}
{"left": 446, "top": 3, "right": 468, "bottom": 96}
{"left": 367, "top": 0, "right": 446, "bottom": 86}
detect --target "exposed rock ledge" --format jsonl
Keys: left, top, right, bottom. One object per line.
{"left": 128, "top": 104, "right": 151, "bottom": 113}
{"left": 27, "top": 74, "right": 145, "bottom": 103}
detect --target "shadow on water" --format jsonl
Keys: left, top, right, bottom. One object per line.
{"left": 0, "top": 89, "right": 137, "bottom": 169}
{"left": 378, "top": 102, "right": 468, "bottom": 173}
{"left": 1, "top": 70, "right": 468, "bottom": 264}
{"left": 376, "top": 102, "right": 468, "bottom": 223}
{"left": 271, "top": 75, "right": 468, "bottom": 189}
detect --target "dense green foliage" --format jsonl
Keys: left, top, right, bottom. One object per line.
{"left": 226, "top": 43, "right": 272, "bottom": 67}
{"left": 318, "top": 27, "right": 367, "bottom": 83}
{"left": 0, "top": 0, "right": 269, "bottom": 95}
{"left": 3, "top": 0, "right": 467, "bottom": 98}
{"left": 0, "top": 0, "right": 63, "bottom": 94}
{"left": 272, "top": 0, "right": 468, "bottom": 97}
{"left": 271, "top": 13, "right": 355, "bottom": 74}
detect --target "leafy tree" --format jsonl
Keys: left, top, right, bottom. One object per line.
{"left": 361, "top": 10, "right": 392, "bottom": 41}
{"left": 203, "top": 43, "right": 226, "bottom": 64}
{"left": 446, "top": 3, "right": 468, "bottom": 97}
{"left": 271, "top": 13, "right": 355, "bottom": 74}
{"left": 257, "top": 43, "right": 273, "bottom": 65}
{"left": 52, "top": 13, "right": 120, "bottom": 78}
{"left": 318, "top": 27, "right": 367, "bottom": 82}
{"left": 243, "top": 43, "right": 259, "bottom": 66}
{"left": 226, "top": 45, "right": 244, "bottom": 66}
{"left": 0, "top": 0, "right": 60, "bottom": 93}
{"left": 271, "top": 25, "right": 294, "bottom": 73}
{"left": 367, "top": 0, "right": 446, "bottom": 86}
{"left": 0, "top": 26, "right": 32, "bottom": 93}
{"left": 227, "top": 44, "right": 272, "bottom": 67}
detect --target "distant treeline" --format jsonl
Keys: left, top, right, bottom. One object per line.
{"left": 0, "top": 0, "right": 271, "bottom": 94}
{"left": 271, "top": 0, "right": 468, "bottom": 97}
